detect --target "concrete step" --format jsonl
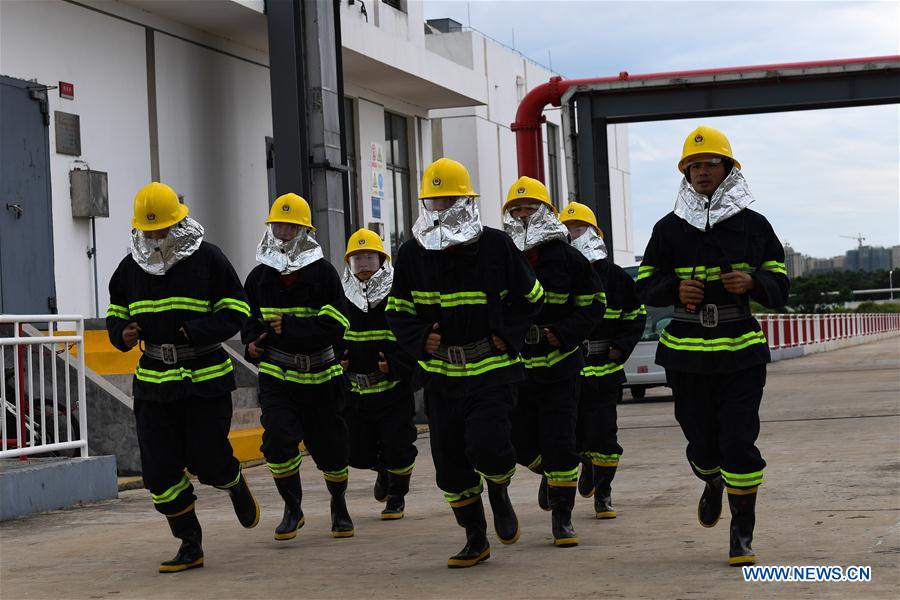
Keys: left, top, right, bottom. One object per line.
{"left": 233, "top": 385, "right": 258, "bottom": 409}
{"left": 231, "top": 407, "right": 261, "bottom": 431}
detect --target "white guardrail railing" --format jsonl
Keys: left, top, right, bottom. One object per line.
{"left": 0, "top": 315, "right": 88, "bottom": 459}
{"left": 757, "top": 313, "right": 900, "bottom": 350}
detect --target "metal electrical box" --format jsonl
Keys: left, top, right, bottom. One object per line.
{"left": 69, "top": 169, "right": 109, "bottom": 217}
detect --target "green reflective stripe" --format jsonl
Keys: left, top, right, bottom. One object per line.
{"left": 545, "top": 291, "right": 570, "bottom": 305}
{"left": 721, "top": 469, "right": 764, "bottom": 487}
{"left": 691, "top": 461, "right": 721, "bottom": 476}
{"left": 345, "top": 329, "right": 397, "bottom": 342}
{"left": 411, "top": 290, "right": 488, "bottom": 307}
{"left": 586, "top": 452, "right": 620, "bottom": 462}
{"left": 636, "top": 265, "right": 656, "bottom": 281}
{"left": 499, "top": 290, "right": 509, "bottom": 299}
{"left": 591, "top": 292, "right": 608, "bottom": 306}
{"left": 106, "top": 304, "right": 130, "bottom": 319}
{"left": 259, "top": 362, "right": 344, "bottom": 385}
{"left": 477, "top": 466, "right": 516, "bottom": 484}
{"left": 622, "top": 306, "right": 647, "bottom": 320}
{"left": 527, "top": 455, "right": 543, "bottom": 471}
{"left": 545, "top": 467, "right": 578, "bottom": 483}
{"left": 217, "top": 470, "right": 242, "bottom": 489}
{"left": 443, "top": 482, "right": 483, "bottom": 504}
{"left": 260, "top": 306, "right": 317, "bottom": 319}
{"left": 761, "top": 260, "right": 787, "bottom": 275}
{"left": 525, "top": 279, "right": 544, "bottom": 303}
{"left": 319, "top": 304, "right": 350, "bottom": 329}
{"left": 129, "top": 297, "right": 210, "bottom": 315}
{"left": 267, "top": 454, "right": 303, "bottom": 475}
{"left": 151, "top": 474, "right": 191, "bottom": 504}
{"left": 581, "top": 363, "right": 624, "bottom": 378}
{"left": 674, "top": 263, "right": 755, "bottom": 282}
{"left": 349, "top": 379, "right": 400, "bottom": 395}
{"left": 603, "top": 309, "right": 623, "bottom": 319}
{"left": 387, "top": 462, "right": 415, "bottom": 476}
{"left": 323, "top": 467, "right": 349, "bottom": 482}
{"left": 386, "top": 296, "right": 416, "bottom": 315}
{"left": 135, "top": 359, "right": 233, "bottom": 384}
{"left": 213, "top": 297, "right": 251, "bottom": 316}
{"left": 660, "top": 330, "right": 767, "bottom": 352}
{"left": 418, "top": 354, "right": 521, "bottom": 377}
{"left": 522, "top": 346, "right": 579, "bottom": 369}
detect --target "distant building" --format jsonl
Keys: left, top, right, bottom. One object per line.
{"left": 891, "top": 245, "right": 900, "bottom": 270}
{"left": 846, "top": 246, "right": 892, "bottom": 272}
{"left": 784, "top": 243, "right": 806, "bottom": 279}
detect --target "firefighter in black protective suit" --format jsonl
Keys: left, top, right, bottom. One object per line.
{"left": 339, "top": 228, "right": 418, "bottom": 520}
{"left": 242, "top": 193, "right": 354, "bottom": 541}
{"left": 106, "top": 182, "right": 259, "bottom": 574}
{"left": 501, "top": 177, "right": 606, "bottom": 548}
{"left": 560, "top": 202, "right": 646, "bottom": 519}
{"left": 386, "top": 158, "right": 544, "bottom": 568}
{"left": 635, "top": 126, "right": 788, "bottom": 567}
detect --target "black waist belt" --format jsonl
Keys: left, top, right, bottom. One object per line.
{"left": 431, "top": 337, "right": 495, "bottom": 366}
{"left": 673, "top": 304, "right": 751, "bottom": 328}
{"left": 264, "top": 346, "right": 336, "bottom": 372}
{"left": 143, "top": 342, "right": 222, "bottom": 365}
{"left": 345, "top": 370, "right": 387, "bottom": 389}
{"left": 582, "top": 339, "right": 612, "bottom": 356}
{"left": 524, "top": 324, "right": 548, "bottom": 345}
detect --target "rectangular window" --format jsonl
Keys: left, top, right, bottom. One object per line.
{"left": 384, "top": 111, "right": 412, "bottom": 254}
{"left": 382, "top": 0, "right": 404, "bottom": 12}
{"left": 546, "top": 123, "right": 561, "bottom": 211}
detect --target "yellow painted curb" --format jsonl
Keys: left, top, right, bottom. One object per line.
{"left": 228, "top": 428, "right": 307, "bottom": 465}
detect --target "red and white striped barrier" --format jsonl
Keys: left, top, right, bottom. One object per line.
{"left": 757, "top": 313, "right": 900, "bottom": 350}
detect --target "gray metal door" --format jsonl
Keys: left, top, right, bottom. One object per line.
{"left": 0, "top": 76, "right": 56, "bottom": 314}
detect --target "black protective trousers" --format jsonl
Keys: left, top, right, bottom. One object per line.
{"left": 576, "top": 377, "right": 624, "bottom": 466}
{"left": 425, "top": 383, "right": 517, "bottom": 504}
{"left": 511, "top": 376, "right": 580, "bottom": 485}
{"left": 134, "top": 394, "right": 241, "bottom": 516}
{"left": 668, "top": 364, "right": 767, "bottom": 490}
{"left": 259, "top": 375, "right": 349, "bottom": 480}
{"left": 345, "top": 386, "right": 418, "bottom": 474}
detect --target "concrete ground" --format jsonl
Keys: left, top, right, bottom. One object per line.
{"left": 1, "top": 336, "right": 898, "bottom": 599}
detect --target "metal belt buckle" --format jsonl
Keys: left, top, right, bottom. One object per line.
{"left": 525, "top": 324, "right": 541, "bottom": 345}
{"left": 160, "top": 344, "right": 178, "bottom": 365}
{"left": 294, "top": 354, "right": 311, "bottom": 372}
{"left": 700, "top": 304, "right": 719, "bottom": 328}
{"left": 581, "top": 340, "right": 591, "bottom": 354}
{"left": 352, "top": 373, "right": 370, "bottom": 388}
{"left": 447, "top": 346, "right": 466, "bottom": 366}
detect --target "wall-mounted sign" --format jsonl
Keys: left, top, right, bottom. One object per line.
{"left": 59, "top": 81, "right": 74, "bottom": 100}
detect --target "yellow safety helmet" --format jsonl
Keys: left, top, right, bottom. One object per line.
{"left": 678, "top": 125, "right": 741, "bottom": 172}
{"left": 344, "top": 228, "right": 390, "bottom": 263}
{"left": 419, "top": 158, "right": 479, "bottom": 199}
{"left": 266, "top": 193, "right": 315, "bottom": 231}
{"left": 559, "top": 201, "right": 603, "bottom": 237}
{"left": 131, "top": 182, "right": 189, "bottom": 231}
{"left": 503, "top": 176, "right": 556, "bottom": 214}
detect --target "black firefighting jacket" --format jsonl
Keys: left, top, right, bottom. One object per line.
{"left": 241, "top": 259, "right": 350, "bottom": 386}
{"left": 385, "top": 227, "right": 544, "bottom": 397}
{"left": 522, "top": 239, "right": 606, "bottom": 383}
{"left": 106, "top": 242, "right": 250, "bottom": 402}
{"left": 581, "top": 258, "right": 646, "bottom": 386}
{"left": 343, "top": 297, "right": 416, "bottom": 397}
{"left": 635, "top": 209, "right": 789, "bottom": 374}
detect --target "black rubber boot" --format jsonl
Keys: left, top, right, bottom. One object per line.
{"left": 486, "top": 480, "right": 520, "bottom": 544}
{"left": 326, "top": 479, "right": 355, "bottom": 538}
{"left": 593, "top": 465, "right": 617, "bottom": 519}
{"left": 548, "top": 484, "right": 578, "bottom": 547}
{"left": 227, "top": 474, "right": 260, "bottom": 529}
{"left": 381, "top": 472, "right": 410, "bottom": 520}
{"left": 159, "top": 508, "right": 204, "bottom": 573}
{"left": 273, "top": 473, "right": 305, "bottom": 540}
{"left": 528, "top": 464, "right": 551, "bottom": 512}
{"left": 373, "top": 468, "right": 389, "bottom": 502}
{"left": 728, "top": 489, "right": 757, "bottom": 566}
{"left": 447, "top": 497, "right": 491, "bottom": 568}
{"left": 698, "top": 476, "right": 724, "bottom": 528}
{"left": 577, "top": 457, "right": 595, "bottom": 498}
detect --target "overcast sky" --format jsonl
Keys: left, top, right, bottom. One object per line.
{"left": 423, "top": 1, "right": 899, "bottom": 259}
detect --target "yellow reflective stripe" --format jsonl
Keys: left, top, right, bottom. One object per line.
{"left": 691, "top": 461, "right": 721, "bottom": 476}
{"left": 477, "top": 466, "right": 516, "bottom": 484}
{"left": 260, "top": 306, "right": 316, "bottom": 319}
{"left": 636, "top": 265, "right": 655, "bottom": 281}
{"left": 106, "top": 304, "right": 130, "bottom": 319}
{"left": 213, "top": 297, "right": 251, "bottom": 316}
{"left": 418, "top": 354, "right": 521, "bottom": 377}
{"left": 411, "top": 290, "right": 488, "bottom": 307}
{"left": 659, "top": 330, "right": 767, "bottom": 352}
{"left": 386, "top": 296, "right": 416, "bottom": 315}
{"left": 522, "top": 346, "right": 579, "bottom": 369}
{"left": 319, "top": 304, "right": 350, "bottom": 330}
{"left": 603, "top": 309, "right": 622, "bottom": 319}
{"left": 267, "top": 454, "right": 303, "bottom": 475}
{"left": 674, "top": 263, "right": 755, "bottom": 282}
{"left": 580, "top": 363, "right": 624, "bottom": 378}
{"left": 135, "top": 358, "right": 233, "bottom": 384}
{"left": 259, "top": 362, "right": 344, "bottom": 385}
{"left": 622, "top": 306, "right": 647, "bottom": 320}
{"left": 129, "top": 297, "right": 210, "bottom": 315}
{"left": 323, "top": 467, "right": 349, "bottom": 482}
{"left": 761, "top": 260, "right": 787, "bottom": 275}
{"left": 349, "top": 379, "right": 400, "bottom": 395}
{"left": 217, "top": 470, "right": 242, "bottom": 489}
{"left": 545, "top": 291, "right": 570, "bottom": 304}
{"left": 586, "top": 452, "right": 620, "bottom": 463}
{"left": 721, "top": 469, "right": 764, "bottom": 487}
{"left": 345, "top": 329, "right": 397, "bottom": 342}
{"left": 151, "top": 474, "right": 191, "bottom": 504}
{"left": 500, "top": 289, "right": 509, "bottom": 299}
{"left": 546, "top": 467, "right": 578, "bottom": 483}
{"left": 525, "top": 279, "right": 544, "bottom": 303}
{"left": 387, "top": 462, "right": 415, "bottom": 476}
{"left": 444, "top": 482, "right": 483, "bottom": 505}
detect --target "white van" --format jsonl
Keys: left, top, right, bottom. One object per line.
{"left": 621, "top": 265, "right": 672, "bottom": 400}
